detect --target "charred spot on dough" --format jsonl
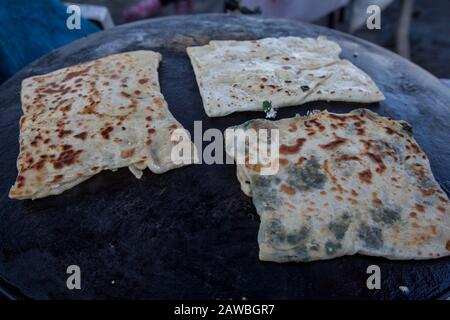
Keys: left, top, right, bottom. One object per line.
{"left": 446, "top": 240, "right": 450, "bottom": 251}
{"left": 406, "top": 163, "right": 434, "bottom": 189}
{"left": 370, "top": 207, "right": 401, "bottom": 226}
{"left": 300, "top": 85, "right": 310, "bottom": 92}
{"left": 325, "top": 241, "right": 342, "bottom": 255}
{"left": 53, "top": 147, "right": 83, "bottom": 170}
{"left": 280, "top": 184, "right": 296, "bottom": 195}
{"left": 53, "top": 174, "right": 64, "bottom": 182}
{"left": 415, "top": 203, "right": 425, "bottom": 213}
{"left": 336, "top": 154, "right": 361, "bottom": 163}
{"left": 358, "top": 169, "right": 372, "bottom": 184}
{"left": 328, "top": 213, "right": 351, "bottom": 240}
{"left": 120, "top": 148, "right": 135, "bottom": 159}
{"left": 73, "top": 132, "right": 87, "bottom": 140}
{"left": 16, "top": 175, "right": 25, "bottom": 188}
{"left": 358, "top": 223, "right": 383, "bottom": 249}
{"left": 57, "top": 129, "right": 73, "bottom": 139}
{"left": 100, "top": 126, "right": 114, "bottom": 139}
{"left": 62, "top": 66, "right": 91, "bottom": 82}
{"left": 384, "top": 126, "right": 404, "bottom": 138}
{"left": 399, "top": 121, "right": 413, "bottom": 136}
{"left": 287, "top": 157, "right": 327, "bottom": 192}
{"left": 279, "top": 138, "right": 306, "bottom": 155}
{"left": 319, "top": 134, "right": 348, "bottom": 150}
{"left": 138, "top": 78, "right": 149, "bottom": 84}
{"left": 365, "top": 152, "right": 386, "bottom": 173}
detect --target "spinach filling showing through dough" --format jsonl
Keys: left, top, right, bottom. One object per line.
{"left": 286, "top": 157, "right": 327, "bottom": 192}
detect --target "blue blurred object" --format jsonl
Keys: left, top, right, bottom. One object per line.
{"left": 0, "top": 0, "right": 100, "bottom": 84}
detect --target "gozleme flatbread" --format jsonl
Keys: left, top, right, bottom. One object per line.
{"left": 10, "top": 51, "right": 192, "bottom": 200}
{"left": 225, "top": 109, "right": 450, "bottom": 262}
{"left": 187, "top": 36, "right": 385, "bottom": 117}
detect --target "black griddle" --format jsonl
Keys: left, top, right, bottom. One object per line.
{"left": 0, "top": 14, "right": 449, "bottom": 300}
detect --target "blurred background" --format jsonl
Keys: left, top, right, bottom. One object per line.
{"left": 0, "top": 0, "right": 449, "bottom": 84}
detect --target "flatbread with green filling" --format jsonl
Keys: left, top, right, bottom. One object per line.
{"left": 226, "top": 109, "right": 450, "bottom": 262}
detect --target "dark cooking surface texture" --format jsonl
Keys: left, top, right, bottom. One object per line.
{"left": 0, "top": 14, "right": 449, "bottom": 299}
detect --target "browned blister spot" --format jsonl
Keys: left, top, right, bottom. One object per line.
{"left": 57, "top": 129, "right": 73, "bottom": 139}
{"left": 53, "top": 147, "right": 83, "bottom": 169}
{"left": 280, "top": 184, "right": 296, "bottom": 195}
{"left": 100, "top": 126, "right": 114, "bottom": 139}
{"left": 73, "top": 132, "right": 87, "bottom": 140}
{"left": 152, "top": 96, "right": 164, "bottom": 108}
{"left": 121, "top": 148, "right": 135, "bottom": 159}
{"left": 415, "top": 203, "right": 425, "bottom": 213}
{"left": 288, "top": 123, "right": 297, "bottom": 132}
{"left": 372, "top": 197, "right": 382, "bottom": 208}
{"left": 384, "top": 126, "right": 404, "bottom": 137}
{"left": 336, "top": 154, "right": 361, "bottom": 162}
{"left": 16, "top": 175, "right": 25, "bottom": 188}
{"left": 306, "top": 119, "right": 325, "bottom": 132}
{"left": 62, "top": 66, "right": 91, "bottom": 82}
{"left": 53, "top": 175, "right": 64, "bottom": 182}
{"left": 323, "top": 159, "right": 337, "bottom": 185}
{"left": 319, "top": 134, "right": 347, "bottom": 150}
{"left": 279, "top": 138, "right": 306, "bottom": 155}
{"left": 358, "top": 169, "right": 372, "bottom": 184}
{"left": 419, "top": 187, "right": 435, "bottom": 197}
{"left": 328, "top": 113, "right": 348, "bottom": 121}
{"left": 366, "top": 152, "right": 386, "bottom": 174}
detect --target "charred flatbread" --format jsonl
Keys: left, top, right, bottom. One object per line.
{"left": 10, "top": 51, "right": 192, "bottom": 200}
{"left": 226, "top": 109, "right": 450, "bottom": 262}
{"left": 187, "top": 36, "right": 384, "bottom": 117}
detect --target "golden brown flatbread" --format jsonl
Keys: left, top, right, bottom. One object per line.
{"left": 10, "top": 51, "right": 192, "bottom": 200}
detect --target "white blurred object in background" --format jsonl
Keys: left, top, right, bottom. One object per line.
{"left": 240, "top": 0, "right": 349, "bottom": 22}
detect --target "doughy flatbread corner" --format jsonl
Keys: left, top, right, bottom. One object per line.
{"left": 187, "top": 36, "right": 384, "bottom": 117}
